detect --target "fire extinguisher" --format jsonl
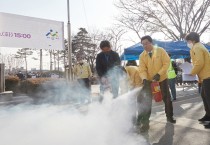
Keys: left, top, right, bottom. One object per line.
{"left": 151, "top": 81, "right": 162, "bottom": 102}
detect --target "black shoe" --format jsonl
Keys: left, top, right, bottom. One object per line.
{"left": 204, "top": 123, "right": 210, "bottom": 129}
{"left": 167, "top": 117, "right": 176, "bottom": 124}
{"left": 198, "top": 115, "right": 210, "bottom": 122}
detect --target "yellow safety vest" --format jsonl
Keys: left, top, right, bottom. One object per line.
{"left": 73, "top": 63, "right": 92, "bottom": 79}
{"left": 168, "top": 60, "right": 176, "bottom": 79}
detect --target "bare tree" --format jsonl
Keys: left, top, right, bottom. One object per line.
{"left": 6, "top": 54, "right": 16, "bottom": 73}
{"left": 116, "top": 14, "right": 145, "bottom": 40}
{"left": 0, "top": 54, "right": 16, "bottom": 73}
{"left": 87, "top": 32, "right": 99, "bottom": 72}
{"left": 59, "top": 39, "right": 68, "bottom": 70}
{"left": 52, "top": 50, "right": 58, "bottom": 71}
{"left": 15, "top": 48, "right": 33, "bottom": 75}
{"left": 49, "top": 50, "right": 53, "bottom": 71}
{"left": 106, "top": 27, "right": 126, "bottom": 52}
{"left": 31, "top": 49, "right": 44, "bottom": 73}
{"left": 93, "top": 27, "right": 126, "bottom": 52}
{"left": 116, "top": 0, "right": 210, "bottom": 40}
{"left": 14, "top": 56, "right": 24, "bottom": 70}
{"left": 56, "top": 50, "right": 65, "bottom": 72}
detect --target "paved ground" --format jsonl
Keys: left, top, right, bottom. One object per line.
{"left": 147, "top": 85, "right": 210, "bottom": 145}
{"left": 91, "top": 84, "right": 210, "bottom": 145}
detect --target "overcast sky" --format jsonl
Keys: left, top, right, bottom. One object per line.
{"left": 0, "top": 0, "right": 209, "bottom": 69}
{"left": 1, "top": 0, "right": 209, "bottom": 42}
{"left": 0, "top": 0, "right": 120, "bottom": 69}
{"left": 0, "top": 0, "right": 118, "bottom": 34}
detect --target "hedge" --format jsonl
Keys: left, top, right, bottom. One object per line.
{"left": 5, "top": 76, "right": 56, "bottom": 96}
{"left": 5, "top": 76, "right": 20, "bottom": 93}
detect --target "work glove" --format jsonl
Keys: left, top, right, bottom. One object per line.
{"left": 153, "top": 73, "right": 160, "bottom": 81}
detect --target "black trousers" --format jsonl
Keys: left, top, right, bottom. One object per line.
{"left": 136, "top": 79, "right": 174, "bottom": 125}
{"left": 136, "top": 82, "right": 153, "bottom": 126}
{"left": 77, "top": 78, "right": 91, "bottom": 97}
{"left": 201, "top": 78, "right": 210, "bottom": 117}
{"left": 78, "top": 78, "right": 90, "bottom": 89}
{"left": 159, "top": 79, "right": 174, "bottom": 118}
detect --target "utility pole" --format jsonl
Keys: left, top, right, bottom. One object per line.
{"left": 67, "top": 0, "right": 72, "bottom": 81}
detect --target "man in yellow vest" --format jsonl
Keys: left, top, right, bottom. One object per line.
{"left": 185, "top": 32, "right": 210, "bottom": 128}
{"left": 168, "top": 53, "right": 177, "bottom": 101}
{"left": 139, "top": 35, "right": 176, "bottom": 124}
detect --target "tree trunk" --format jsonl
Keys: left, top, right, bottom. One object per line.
{"left": 54, "top": 51, "right": 56, "bottom": 71}
{"left": 25, "top": 54, "right": 27, "bottom": 78}
{"left": 40, "top": 49, "right": 43, "bottom": 73}
{"left": 57, "top": 51, "right": 60, "bottom": 77}
{"left": 50, "top": 50, "right": 52, "bottom": 71}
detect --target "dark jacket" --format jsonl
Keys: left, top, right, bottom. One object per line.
{"left": 96, "top": 50, "right": 121, "bottom": 77}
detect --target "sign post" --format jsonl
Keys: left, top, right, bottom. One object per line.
{"left": 0, "top": 64, "right": 5, "bottom": 93}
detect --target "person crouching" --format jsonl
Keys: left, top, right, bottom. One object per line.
{"left": 123, "top": 65, "right": 152, "bottom": 133}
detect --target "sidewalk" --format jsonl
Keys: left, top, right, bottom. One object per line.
{"left": 91, "top": 84, "right": 210, "bottom": 145}
{"left": 148, "top": 86, "right": 210, "bottom": 145}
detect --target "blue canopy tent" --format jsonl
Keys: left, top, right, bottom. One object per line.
{"left": 121, "top": 40, "right": 210, "bottom": 60}
{"left": 121, "top": 43, "right": 143, "bottom": 60}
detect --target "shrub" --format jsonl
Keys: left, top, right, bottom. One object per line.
{"left": 20, "top": 78, "right": 61, "bottom": 98}
{"left": 5, "top": 76, "right": 20, "bottom": 93}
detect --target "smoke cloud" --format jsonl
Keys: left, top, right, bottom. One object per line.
{"left": 0, "top": 80, "right": 150, "bottom": 145}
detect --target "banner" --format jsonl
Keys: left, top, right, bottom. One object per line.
{"left": 0, "top": 12, "right": 64, "bottom": 50}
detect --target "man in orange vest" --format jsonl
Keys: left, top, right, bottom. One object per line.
{"left": 139, "top": 36, "right": 176, "bottom": 125}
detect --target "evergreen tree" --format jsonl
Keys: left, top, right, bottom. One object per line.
{"left": 72, "top": 28, "right": 97, "bottom": 71}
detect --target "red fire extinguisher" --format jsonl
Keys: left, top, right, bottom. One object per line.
{"left": 151, "top": 81, "right": 162, "bottom": 102}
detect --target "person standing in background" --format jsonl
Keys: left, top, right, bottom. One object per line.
{"left": 168, "top": 53, "right": 177, "bottom": 101}
{"left": 96, "top": 40, "right": 121, "bottom": 100}
{"left": 16, "top": 71, "right": 24, "bottom": 81}
{"left": 73, "top": 55, "right": 92, "bottom": 103}
{"left": 185, "top": 32, "right": 210, "bottom": 128}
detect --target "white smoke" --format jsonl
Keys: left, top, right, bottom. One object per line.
{"left": 0, "top": 81, "right": 150, "bottom": 145}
